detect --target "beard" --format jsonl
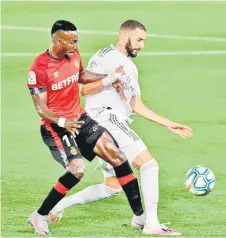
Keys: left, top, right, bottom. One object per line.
{"left": 125, "top": 38, "right": 139, "bottom": 58}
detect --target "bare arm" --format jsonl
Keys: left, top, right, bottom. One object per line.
{"left": 80, "top": 67, "right": 125, "bottom": 96}
{"left": 130, "top": 95, "right": 192, "bottom": 138}
{"left": 31, "top": 91, "right": 84, "bottom": 136}
{"left": 80, "top": 80, "right": 104, "bottom": 96}
{"left": 31, "top": 91, "right": 58, "bottom": 123}
{"left": 79, "top": 70, "right": 109, "bottom": 96}
{"left": 130, "top": 96, "right": 174, "bottom": 127}
{"left": 78, "top": 70, "right": 107, "bottom": 84}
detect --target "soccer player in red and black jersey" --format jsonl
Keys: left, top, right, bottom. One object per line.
{"left": 27, "top": 20, "right": 144, "bottom": 235}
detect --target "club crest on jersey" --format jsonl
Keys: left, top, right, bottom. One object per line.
{"left": 70, "top": 146, "right": 77, "bottom": 155}
{"left": 53, "top": 71, "right": 59, "bottom": 78}
{"left": 74, "top": 60, "right": 80, "bottom": 69}
{"left": 90, "top": 60, "right": 98, "bottom": 69}
{"left": 28, "top": 71, "right": 37, "bottom": 85}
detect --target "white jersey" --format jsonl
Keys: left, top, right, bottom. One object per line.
{"left": 85, "top": 44, "right": 141, "bottom": 119}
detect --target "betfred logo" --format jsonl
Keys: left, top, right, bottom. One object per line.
{"left": 52, "top": 72, "right": 79, "bottom": 90}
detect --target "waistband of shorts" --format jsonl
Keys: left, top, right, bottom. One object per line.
{"left": 96, "top": 107, "right": 112, "bottom": 115}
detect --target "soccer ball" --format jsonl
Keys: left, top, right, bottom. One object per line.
{"left": 185, "top": 165, "right": 215, "bottom": 196}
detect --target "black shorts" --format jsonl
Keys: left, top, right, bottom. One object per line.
{"left": 41, "top": 113, "right": 107, "bottom": 167}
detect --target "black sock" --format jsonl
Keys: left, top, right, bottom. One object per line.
{"left": 38, "top": 172, "right": 80, "bottom": 216}
{"left": 114, "top": 161, "right": 144, "bottom": 216}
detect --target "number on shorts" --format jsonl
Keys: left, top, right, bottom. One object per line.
{"left": 62, "top": 134, "right": 78, "bottom": 147}
{"left": 62, "top": 135, "right": 71, "bottom": 147}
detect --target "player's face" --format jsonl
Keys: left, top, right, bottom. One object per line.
{"left": 125, "top": 28, "right": 146, "bottom": 58}
{"left": 57, "top": 31, "right": 78, "bottom": 59}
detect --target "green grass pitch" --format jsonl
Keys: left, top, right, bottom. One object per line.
{"left": 2, "top": 1, "right": 226, "bottom": 237}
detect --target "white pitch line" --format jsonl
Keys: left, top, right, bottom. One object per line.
{"left": 0, "top": 53, "right": 92, "bottom": 57}
{"left": 1, "top": 25, "right": 226, "bottom": 42}
{"left": 1, "top": 25, "right": 50, "bottom": 32}
{"left": 1, "top": 51, "right": 226, "bottom": 57}
{"left": 140, "top": 50, "right": 226, "bottom": 55}
{"left": 6, "top": 0, "right": 226, "bottom": 2}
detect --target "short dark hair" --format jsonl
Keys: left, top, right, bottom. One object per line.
{"left": 120, "top": 20, "right": 146, "bottom": 31}
{"left": 51, "top": 20, "right": 77, "bottom": 35}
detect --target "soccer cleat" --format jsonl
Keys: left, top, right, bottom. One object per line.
{"left": 28, "top": 210, "right": 51, "bottom": 235}
{"left": 48, "top": 210, "right": 63, "bottom": 222}
{"left": 143, "top": 224, "right": 181, "bottom": 236}
{"left": 131, "top": 212, "right": 145, "bottom": 230}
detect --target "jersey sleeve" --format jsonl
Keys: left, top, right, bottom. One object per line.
{"left": 133, "top": 79, "right": 141, "bottom": 96}
{"left": 27, "top": 65, "right": 47, "bottom": 95}
{"left": 132, "top": 66, "right": 141, "bottom": 96}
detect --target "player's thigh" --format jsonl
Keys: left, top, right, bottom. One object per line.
{"left": 76, "top": 113, "right": 122, "bottom": 164}
{"left": 100, "top": 116, "right": 147, "bottom": 165}
{"left": 40, "top": 124, "right": 84, "bottom": 169}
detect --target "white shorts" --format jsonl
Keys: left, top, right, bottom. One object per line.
{"left": 92, "top": 109, "right": 147, "bottom": 178}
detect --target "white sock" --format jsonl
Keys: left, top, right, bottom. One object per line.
{"left": 140, "top": 159, "right": 161, "bottom": 231}
{"left": 51, "top": 184, "right": 122, "bottom": 214}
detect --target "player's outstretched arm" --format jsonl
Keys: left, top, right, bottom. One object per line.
{"left": 80, "top": 70, "right": 123, "bottom": 96}
{"left": 80, "top": 80, "right": 104, "bottom": 96}
{"left": 130, "top": 96, "right": 193, "bottom": 139}
{"left": 78, "top": 70, "right": 107, "bottom": 84}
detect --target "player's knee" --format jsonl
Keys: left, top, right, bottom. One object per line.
{"left": 67, "top": 159, "right": 85, "bottom": 179}
{"left": 133, "top": 150, "right": 157, "bottom": 169}
{"left": 147, "top": 159, "right": 158, "bottom": 168}
{"left": 72, "top": 170, "right": 85, "bottom": 180}
{"left": 140, "top": 159, "right": 159, "bottom": 172}
{"left": 70, "top": 165, "right": 85, "bottom": 179}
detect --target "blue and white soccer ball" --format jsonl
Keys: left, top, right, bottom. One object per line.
{"left": 185, "top": 165, "right": 215, "bottom": 196}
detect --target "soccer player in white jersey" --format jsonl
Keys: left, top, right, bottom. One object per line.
{"left": 49, "top": 20, "right": 192, "bottom": 236}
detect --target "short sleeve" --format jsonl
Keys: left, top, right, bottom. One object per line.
{"left": 27, "top": 66, "right": 47, "bottom": 95}
{"left": 133, "top": 79, "right": 141, "bottom": 96}
{"left": 132, "top": 66, "right": 141, "bottom": 96}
